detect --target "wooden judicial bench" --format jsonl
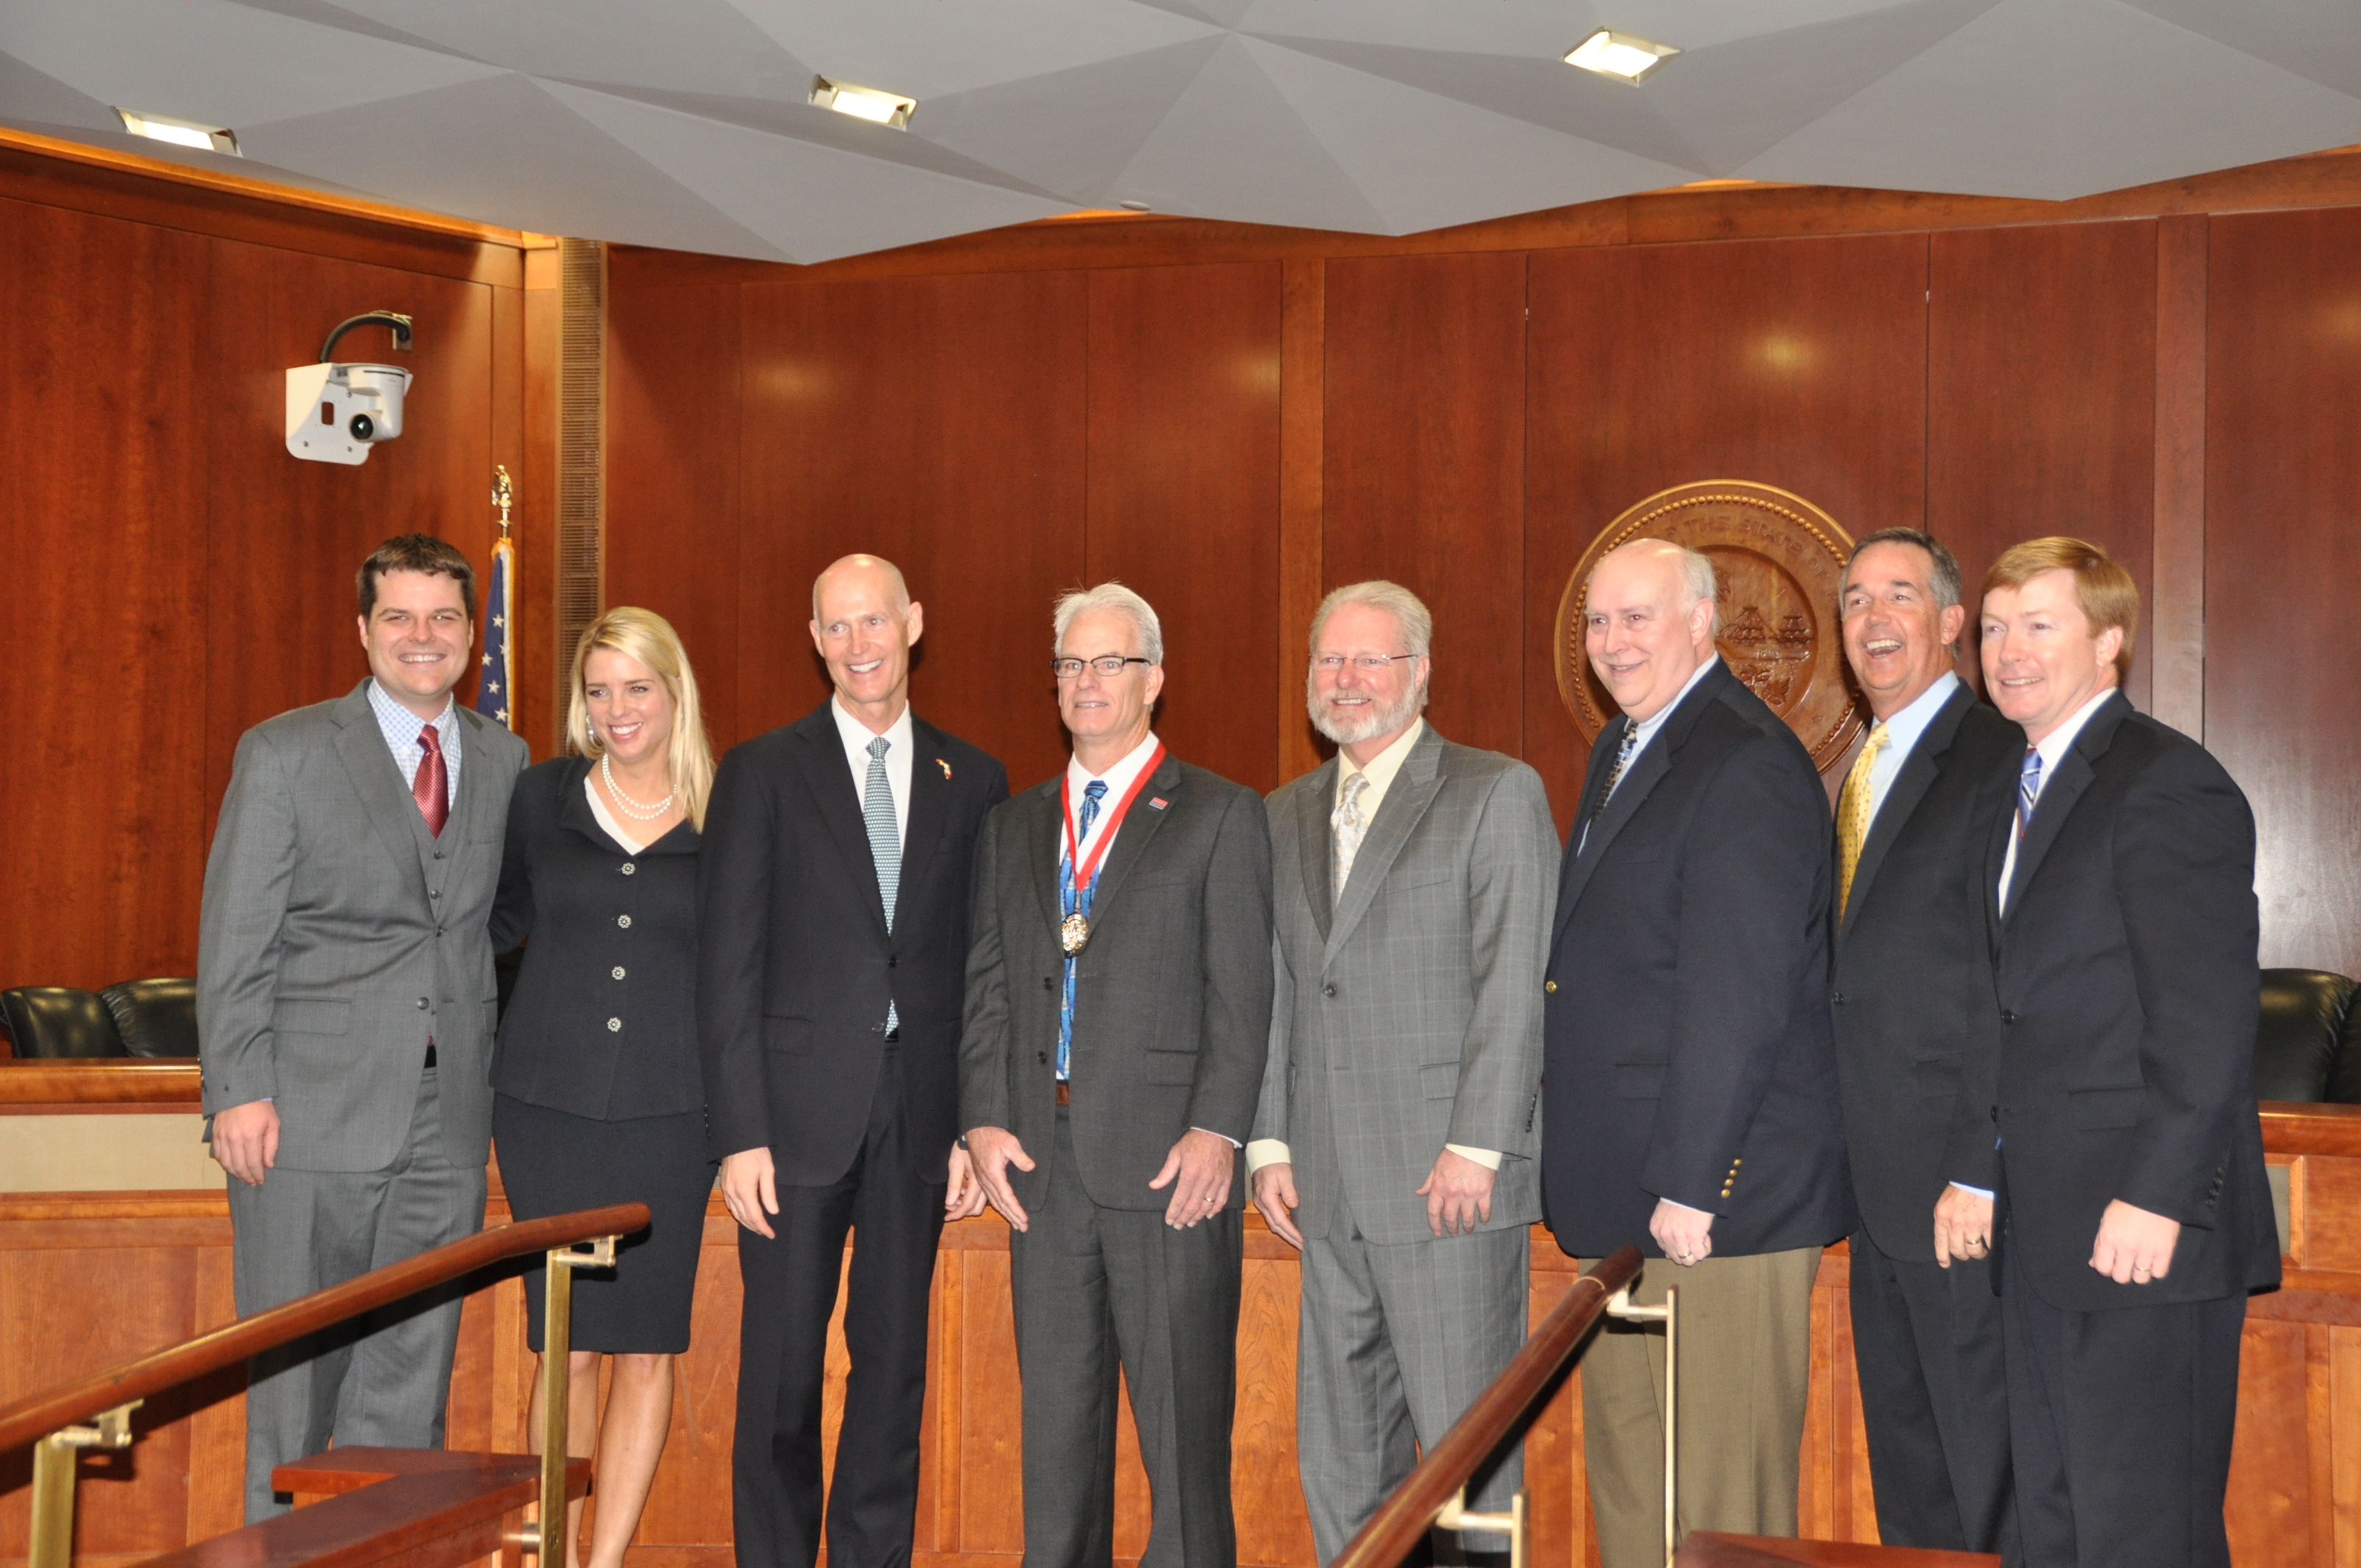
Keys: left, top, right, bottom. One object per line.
{"left": 1, "top": 1061, "right": 2354, "bottom": 1568}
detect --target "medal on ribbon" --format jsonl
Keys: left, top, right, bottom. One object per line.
{"left": 1059, "top": 744, "right": 1167, "bottom": 957}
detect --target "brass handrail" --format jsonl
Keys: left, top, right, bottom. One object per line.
{"left": 0, "top": 1201, "right": 647, "bottom": 1453}
{"left": 1331, "top": 1245, "right": 1644, "bottom": 1568}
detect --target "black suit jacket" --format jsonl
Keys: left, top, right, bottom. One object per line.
{"left": 960, "top": 752, "right": 1274, "bottom": 1213}
{"left": 1977, "top": 692, "right": 2280, "bottom": 1310}
{"left": 1542, "top": 661, "right": 1853, "bottom": 1258}
{"left": 698, "top": 702, "right": 1008, "bottom": 1184}
{"left": 1829, "top": 685, "right": 2023, "bottom": 1260}
{"left": 491, "top": 757, "right": 703, "bottom": 1120}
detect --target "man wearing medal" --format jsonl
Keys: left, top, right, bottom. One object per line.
{"left": 956, "top": 582, "right": 1274, "bottom": 1568}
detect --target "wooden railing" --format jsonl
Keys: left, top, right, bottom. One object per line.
{"left": 1332, "top": 1246, "right": 1644, "bottom": 1568}
{"left": 0, "top": 1199, "right": 648, "bottom": 1568}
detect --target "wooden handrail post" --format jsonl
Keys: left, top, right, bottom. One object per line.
{"left": 517, "top": 1234, "right": 620, "bottom": 1558}
{"left": 1605, "top": 1282, "right": 1679, "bottom": 1567}
{"left": 28, "top": 1399, "right": 137, "bottom": 1568}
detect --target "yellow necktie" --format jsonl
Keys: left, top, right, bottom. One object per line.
{"left": 1835, "top": 724, "right": 1890, "bottom": 921}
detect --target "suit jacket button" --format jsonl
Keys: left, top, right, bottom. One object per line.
{"left": 621, "top": 863, "right": 637, "bottom": 876}
{"left": 888, "top": 955, "right": 899, "bottom": 968}
{"left": 2000, "top": 1010, "right": 2018, "bottom": 1025}
{"left": 607, "top": 1017, "right": 623, "bottom": 1032}
{"left": 617, "top": 915, "right": 632, "bottom": 929}
{"left": 1043, "top": 976, "right": 1054, "bottom": 991}
{"left": 612, "top": 966, "right": 626, "bottom": 980}
{"left": 416, "top": 998, "right": 428, "bottom": 1010}
{"left": 1322, "top": 984, "right": 1338, "bottom": 999}
{"left": 1544, "top": 980, "right": 1558, "bottom": 995}
{"left": 1831, "top": 991, "right": 1845, "bottom": 1006}
{"left": 1038, "top": 1050, "right": 1048, "bottom": 1064}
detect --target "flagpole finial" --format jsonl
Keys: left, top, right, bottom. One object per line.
{"left": 493, "top": 464, "right": 514, "bottom": 537}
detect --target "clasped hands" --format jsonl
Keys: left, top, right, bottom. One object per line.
{"left": 1933, "top": 1186, "right": 2180, "bottom": 1285}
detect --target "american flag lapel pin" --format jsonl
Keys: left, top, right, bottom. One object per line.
{"left": 1149, "top": 796, "right": 1168, "bottom": 810}
{"left": 937, "top": 758, "right": 953, "bottom": 780}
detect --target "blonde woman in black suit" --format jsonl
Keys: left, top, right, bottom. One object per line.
{"left": 491, "top": 608, "right": 714, "bottom": 1568}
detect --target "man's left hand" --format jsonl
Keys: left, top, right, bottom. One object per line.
{"left": 944, "top": 1142, "right": 989, "bottom": 1221}
{"left": 1416, "top": 1148, "right": 1497, "bottom": 1237}
{"left": 2091, "top": 1199, "right": 2180, "bottom": 1285}
{"left": 1650, "top": 1198, "right": 1714, "bottom": 1267}
{"left": 1148, "top": 1128, "right": 1235, "bottom": 1228}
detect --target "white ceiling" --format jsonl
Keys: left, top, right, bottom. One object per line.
{"left": 4, "top": 0, "right": 2360, "bottom": 264}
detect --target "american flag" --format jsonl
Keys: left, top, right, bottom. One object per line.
{"left": 476, "top": 532, "right": 515, "bottom": 729}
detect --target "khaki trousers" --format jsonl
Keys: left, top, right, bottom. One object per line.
{"left": 1576, "top": 1246, "right": 1821, "bottom": 1568}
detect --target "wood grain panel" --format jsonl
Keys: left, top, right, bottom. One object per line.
{"left": 737, "top": 272, "right": 1087, "bottom": 788}
{"left": 2225, "top": 1318, "right": 2314, "bottom": 1566}
{"left": 2150, "top": 217, "right": 2208, "bottom": 740}
{"left": 1929, "top": 221, "right": 2158, "bottom": 708}
{"left": 2203, "top": 207, "right": 2361, "bottom": 977}
{"left": 1324, "top": 252, "right": 1528, "bottom": 761}
{"left": 605, "top": 281, "right": 744, "bottom": 749}
{"left": 1278, "top": 261, "right": 1327, "bottom": 785}
{"left": 0, "top": 196, "right": 213, "bottom": 992}
{"left": 1524, "top": 235, "right": 1928, "bottom": 828}
{"left": 1084, "top": 264, "right": 1283, "bottom": 794}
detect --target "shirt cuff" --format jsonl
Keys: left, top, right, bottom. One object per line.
{"left": 1192, "top": 1126, "right": 1241, "bottom": 1150}
{"left": 1948, "top": 1182, "right": 1996, "bottom": 1201}
{"left": 1443, "top": 1144, "right": 1501, "bottom": 1171}
{"left": 1660, "top": 1197, "right": 1711, "bottom": 1216}
{"left": 1245, "top": 1139, "right": 1291, "bottom": 1175}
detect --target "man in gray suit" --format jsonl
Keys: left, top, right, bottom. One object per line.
{"left": 198, "top": 534, "right": 529, "bottom": 1521}
{"left": 958, "top": 582, "right": 1274, "bottom": 1568}
{"left": 1250, "top": 581, "right": 1556, "bottom": 1564}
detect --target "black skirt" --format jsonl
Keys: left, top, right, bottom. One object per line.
{"left": 494, "top": 1092, "right": 713, "bottom": 1354}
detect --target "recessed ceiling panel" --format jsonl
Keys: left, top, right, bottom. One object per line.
{"left": 722, "top": 0, "right": 1217, "bottom": 98}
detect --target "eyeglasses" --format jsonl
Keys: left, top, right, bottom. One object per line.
{"left": 1051, "top": 655, "right": 1154, "bottom": 680}
{"left": 1313, "top": 653, "right": 1418, "bottom": 672}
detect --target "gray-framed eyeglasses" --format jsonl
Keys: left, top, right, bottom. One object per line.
{"left": 1052, "top": 655, "right": 1154, "bottom": 680}
{"left": 1313, "top": 652, "right": 1418, "bottom": 672}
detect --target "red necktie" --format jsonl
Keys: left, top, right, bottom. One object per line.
{"left": 414, "top": 723, "right": 449, "bottom": 838}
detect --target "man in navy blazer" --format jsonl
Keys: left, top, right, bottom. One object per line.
{"left": 1828, "top": 529, "right": 2023, "bottom": 1557}
{"left": 1542, "top": 539, "right": 1852, "bottom": 1568}
{"left": 1953, "top": 538, "right": 2277, "bottom": 1568}
{"left": 700, "top": 554, "right": 1009, "bottom": 1568}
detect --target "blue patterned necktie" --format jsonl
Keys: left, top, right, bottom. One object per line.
{"left": 1056, "top": 780, "right": 1109, "bottom": 1083}
{"left": 865, "top": 736, "right": 900, "bottom": 1034}
{"left": 2015, "top": 748, "right": 2044, "bottom": 843}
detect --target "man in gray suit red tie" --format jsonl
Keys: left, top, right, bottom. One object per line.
{"left": 198, "top": 534, "right": 529, "bottom": 1521}
{"left": 1250, "top": 581, "right": 1556, "bottom": 1564}
{"left": 959, "top": 582, "right": 1274, "bottom": 1568}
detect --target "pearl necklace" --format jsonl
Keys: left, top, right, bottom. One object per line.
{"left": 601, "top": 752, "right": 676, "bottom": 821}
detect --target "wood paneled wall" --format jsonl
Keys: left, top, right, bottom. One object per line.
{"left": 607, "top": 151, "right": 2361, "bottom": 972}
{"left": 0, "top": 137, "right": 551, "bottom": 995}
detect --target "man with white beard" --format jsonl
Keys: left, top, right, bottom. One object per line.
{"left": 1250, "top": 581, "right": 1559, "bottom": 1564}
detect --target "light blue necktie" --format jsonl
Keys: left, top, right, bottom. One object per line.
{"left": 865, "top": 736, "right": 900, "bottom": 1034}
{"left": 1056, "top": 780, "right": 1108, "bottom": 1082}
{"left": 2015, "top": 748, "right": 2044, "bottom": 843}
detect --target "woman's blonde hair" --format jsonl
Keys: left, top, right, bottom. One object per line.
{"left": 565, "top": 607, "right": 717, "bottom": 831}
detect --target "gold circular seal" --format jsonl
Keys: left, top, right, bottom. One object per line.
{"left": 1553, "top": 480, "right": 1865, "bottom": 771}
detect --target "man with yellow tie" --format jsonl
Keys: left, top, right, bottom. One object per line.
{"left": 1827, "top": 529, "right": 2023, "bottom": 1557}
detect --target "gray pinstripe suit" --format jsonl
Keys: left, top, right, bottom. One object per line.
{"left": 1252, "top": 723, "right": 1556, "bottom": 1561}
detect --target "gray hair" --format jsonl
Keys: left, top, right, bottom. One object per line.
{"left": 1846, "top": 528, "right": 1963, "bottom": 612}
{"left": 1053, "top": 581, "right": 1164, "bottom": 665}
{"left": 1309, "top": 580, "right": 1433, "bottom": 660}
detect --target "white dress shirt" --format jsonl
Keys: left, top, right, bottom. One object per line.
{"left": 833, "top": 697, "right": 915, "bottom": 852}
{"left": 1062, "top": 729, "right": 1163, "bottom": 863}
{"left": 367, "top": 680, "right": 460, "bottom": 810}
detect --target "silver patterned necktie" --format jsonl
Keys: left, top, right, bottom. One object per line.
{"left": 1332, "top": 771, "right": 1371, "bottom": 901}
{"left": 1578, "top": 725, "right": 1642, "bottom": 854}
{"left": 864, "top": 736, "right": 900, "bottom": 1032}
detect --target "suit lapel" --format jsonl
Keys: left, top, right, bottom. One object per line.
{"left": 792, "top": 706, "right": 890, "bottom": 940}
{"left": 1551, "top": 718, "right": 1626, "bottom": 950}
{"left": 1327, "top": 728, "right": 1446, "bottom": 962}
{"left": 330, "top": 683, "right": 434, "bottom": 907}
{"left": 1082, "top": 755, "right": 1180, "bottom": 927}
{"left": 898, "top": 716, "right": 953, "bottom": 917}
{"left": 1840, "top": 684, "right": 1972, "bottom": 944}
{"left": 2002, "top": 694, "right": 2126, "bottom": 927}
{"left": 1295, "top": 756, "right": 1340, "bottom": 943}
{"left": 1026, "top": 783, "right": 1067, "bottom": 943}
{"left": 438, "top": 706, "right": 496, "bottom": 878}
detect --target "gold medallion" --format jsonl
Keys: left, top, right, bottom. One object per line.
{"left": 1060, "top": 913, "right": 1092, "bottom": 956}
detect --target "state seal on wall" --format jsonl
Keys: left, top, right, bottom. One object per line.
{"left": 1553, "top": 480, "right": 1866, "bottom": 772}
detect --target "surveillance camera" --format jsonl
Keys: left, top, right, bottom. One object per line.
{"left": 285, "top": 362, "right": 413, "bottom": 465}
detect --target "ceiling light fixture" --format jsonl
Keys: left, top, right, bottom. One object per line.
{"left": 1564, "top": 29, "right": 1680, "bottom": 85}
{"left": 810, "top": 77, "right": 916, "bottom": 130}
{"left": 115, "top": 108, "right": 240, "bottom": 155}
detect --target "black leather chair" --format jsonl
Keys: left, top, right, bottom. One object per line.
{"left": 98, "top": 976, "right": 200, "bottom": 1059}
{"left": 2252, "top": 968, "right": 2361, "bottom": 1103}
{"left": 0, "top": 987, "right": 128, "bottom": 1059}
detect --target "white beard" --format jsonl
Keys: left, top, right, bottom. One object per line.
{"left": 1308, "top": 678, "right": 1424, "bottom": 748}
